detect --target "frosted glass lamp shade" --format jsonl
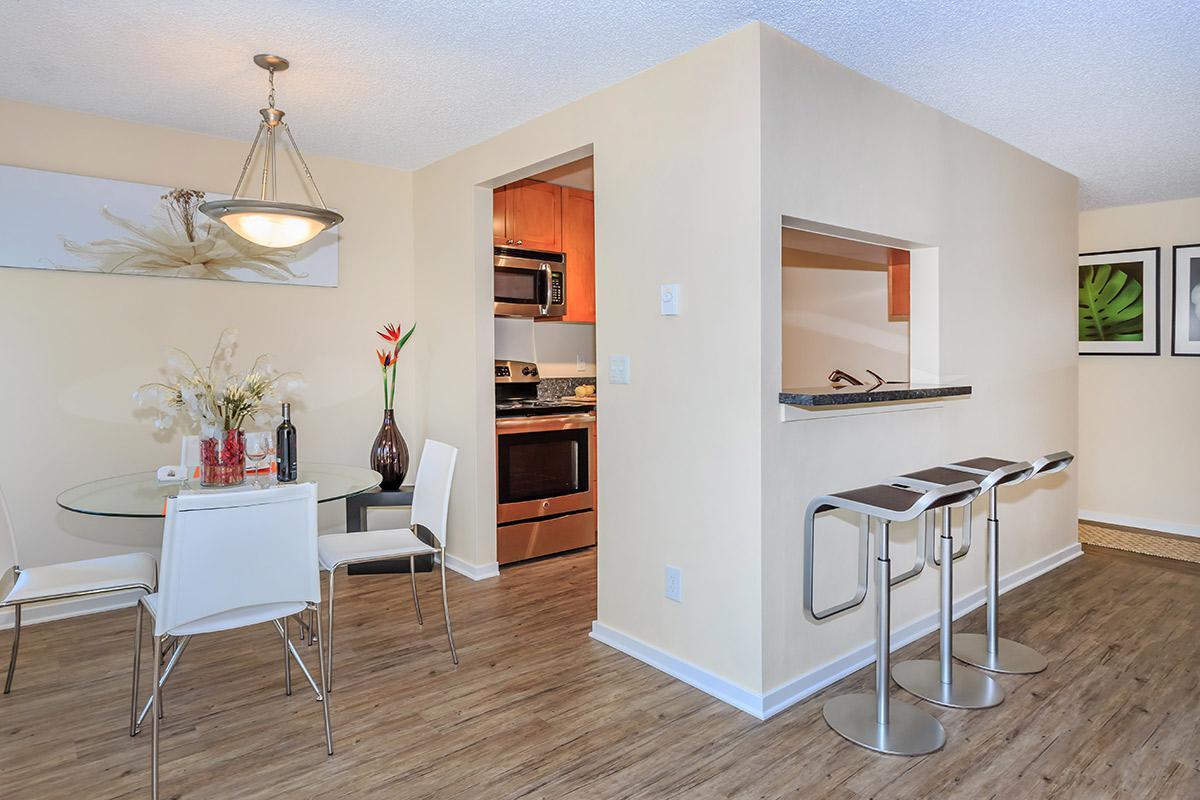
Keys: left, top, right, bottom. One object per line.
{"left": 199, "top": 199, "right": 342, "bottom": 248}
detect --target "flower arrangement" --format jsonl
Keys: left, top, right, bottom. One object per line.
{"left": 376, "top": 321, "right": 416, "bottom": 411}
{"left": 134, "top": 330, "right": 302, "bottom": 486}
{"left": 371, "top": 321, "right": 416, "bottom": 489}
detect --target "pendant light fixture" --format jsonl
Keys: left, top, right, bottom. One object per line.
{"left": 199, "top": 54, "right": 343, "bottom": 248}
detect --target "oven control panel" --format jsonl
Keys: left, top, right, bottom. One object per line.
{"left": 495, "top": 360, "right": 539, "bottom": 383}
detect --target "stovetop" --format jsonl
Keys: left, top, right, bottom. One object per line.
{"left": 495, "top": 398, "right": 596, "bottom": 418}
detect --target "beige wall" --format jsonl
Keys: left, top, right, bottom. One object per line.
{"left": 0, "top": 100, "right": 416, "bottom": 586}
{"left": 414, "top": 26, "right": 766, "bottom": 691}
{"left": 1078, "top": 198, "right": 1200, "bottom": 535}
{"left": 758, "top": 27, "right": 1080, "bottom": 690}
{"left": 781, "top": 261, "right": 908, "bottom": 387}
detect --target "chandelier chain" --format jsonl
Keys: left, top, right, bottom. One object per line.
{"left": 231, "top": 122, "right": 266, "bottom": 200}
{"left": 281, "top": 122, "right": 329, "bottom": 210}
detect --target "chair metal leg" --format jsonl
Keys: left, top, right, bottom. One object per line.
{"left": 312, "top": 603, "right": 334, "bottom": 756}
{"left": 4, "top": 604, "right": 20, "bottom": 694}
{"left": 326, "top": 568, "right": 336, "bottom": 691}
{"left": 409, "top": 556, "right": 424, "bottom": 626}
{"left": 283, "top": 616, "right": 292, "bottom": 696}
{"left": 130, "top": 602, "right": 144, "bottom": 736}
{"left": 439, "top": 550, "right": 458, "bottom": 666}
{"left": 151, "top": 633, "right": 161, "bottom": 800}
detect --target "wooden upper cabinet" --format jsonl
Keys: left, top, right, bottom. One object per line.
{"left": 492, "top": 185, "right": 508, "bottom": 245}
{"left": 496, "top": 180, "right": 561, "bottom": 251}
{"left": 887, "top": 248, "right": 910, "bottom": 320}
{"left": 560, "top": 187, "right": 595, "bottom": 323}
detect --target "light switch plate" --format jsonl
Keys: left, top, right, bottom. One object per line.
{"left": 609, "top": 354, "right": 631, "bottom": 384}
{"left": 660, "top": 283, "right": 680, "bottom": 315}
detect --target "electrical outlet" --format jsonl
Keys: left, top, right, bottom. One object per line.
{"left": 576, "top": 354, "right": 587, "bottom": 372}
{"left": 665, "top": 565, "right": 682, "bottom": 602}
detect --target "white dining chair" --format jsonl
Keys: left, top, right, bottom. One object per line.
{"left": 134, "top": 482, "right": 331, "bottom": 799}
{"left": 0, "top": 483, "right": 156, "bottom": 700}
{"left": 317, "top": 439, "right": 459, "bottom": 688}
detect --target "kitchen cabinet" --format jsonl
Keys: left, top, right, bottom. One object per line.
{"left": 493, "top": 180, "right": 561, "bottom": 251}
{"left": 559, "top": 187, "right": 595, "bottom": 323}
{"left": 888, "top": 248, "right": 910, "bottom": 320}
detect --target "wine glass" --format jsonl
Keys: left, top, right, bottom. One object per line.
{"left": 245, "top": 434, "right": 269, "bottom": 488}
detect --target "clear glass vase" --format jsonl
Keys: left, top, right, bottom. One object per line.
{"left": 200, "top": 429, "right": 246, "bottom": 487}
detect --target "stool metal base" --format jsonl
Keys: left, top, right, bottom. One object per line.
{"left": 892, "top": 660, "right": 1005, "bottom": 709}
{"left": 953, "top": 633, "right": 1047, "bottom": 674}
{"left": 822, "top": 694, "right": 946, "bottom": 756}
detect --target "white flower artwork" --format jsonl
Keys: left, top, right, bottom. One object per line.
{"left": 0, "top": 164, "right": 338, "bottom": 286}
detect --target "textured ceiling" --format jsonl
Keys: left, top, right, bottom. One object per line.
{"left": 1, "top": 1, "right": 1196, "bottom": 208}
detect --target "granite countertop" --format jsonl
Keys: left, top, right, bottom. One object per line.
{"left": 779, "top": 383, "right": 971, "bottom": 407}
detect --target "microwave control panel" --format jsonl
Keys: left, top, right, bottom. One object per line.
{"left": 551, "top": 272, "right": 564, "bottom": 305}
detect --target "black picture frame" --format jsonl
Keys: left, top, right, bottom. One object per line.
{"left": 1171, "top": 243, "right": 1200, "bottom": 357}
{"left": 1078, "top": 247, "right": 1160, "bottom": 356}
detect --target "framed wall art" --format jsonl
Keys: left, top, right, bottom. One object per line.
{"left": 1078, "top": 247, "right": 1159, "bottom": 355}
{"left": 0, "top": 164, "right": 339, "bottom": 287}
{"left": 1172, "top": 244, "right": 1200, "bottom": 356}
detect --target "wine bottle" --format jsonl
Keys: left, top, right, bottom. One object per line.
{"left": 276, "top": 402, "right": 297, "bottom": 482}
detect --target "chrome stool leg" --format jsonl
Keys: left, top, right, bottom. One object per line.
{"left": 823, "top": 520, "right": 946, "bottom": 756}
{"left": 894, "top": 506, "right": 1004, "bottom": 708}
{"left": 953, "top": 489, "right": 1048, "bottom": 674}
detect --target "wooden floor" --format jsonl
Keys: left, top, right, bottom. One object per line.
{"left": 2, "top": 545, "right": 1198, "bottom": 799}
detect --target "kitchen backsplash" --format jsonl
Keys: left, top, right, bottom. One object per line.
{"left": 538, "top": 377, "right": 596, "bottom": 399}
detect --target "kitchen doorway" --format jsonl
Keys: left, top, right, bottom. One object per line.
{"left": 489, "top": 152, "right": 599, "bottom": 571}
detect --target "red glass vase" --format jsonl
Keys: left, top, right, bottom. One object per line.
{"left": 200, "top": 429, "right": 246, "bottom": 487}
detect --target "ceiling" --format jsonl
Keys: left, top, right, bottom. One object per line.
{"left": 2, "top": 2, "right": 1196, "bottom": 209}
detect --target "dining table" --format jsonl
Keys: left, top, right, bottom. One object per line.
{"left": 55, "top": 462, "right": 383, "bottom": 720}
{"left": 57, "top": 463, "right": 382, "bottom": 518}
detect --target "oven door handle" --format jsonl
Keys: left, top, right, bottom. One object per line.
{"left": 538, "top": 263, "right": 552, "bottom": 315}
{"left": 496, "top": 413, "right": 596, "bottom": 430}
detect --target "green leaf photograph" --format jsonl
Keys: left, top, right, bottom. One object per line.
{"left": 1079, "top": 261, "right": 1144, "bottom": 342}
{"left": 1078, "top": 248, "right": 1158, "bottom": 356}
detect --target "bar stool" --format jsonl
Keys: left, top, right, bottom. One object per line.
{"left": 950, "top": 451, "right": 1075, "bottom": 674}
{"left": 804, "top": 478, "right": 980, "bottom": 756}
{"left": 888, "top": 462, "right": 1032, "bottom": 708}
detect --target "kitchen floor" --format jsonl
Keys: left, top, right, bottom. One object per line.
{"left": 2, "top": 546, "right": 1197, "bottom": 799}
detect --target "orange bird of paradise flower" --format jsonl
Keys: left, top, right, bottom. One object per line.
{"left": 375, "top": 322, "right": 416, "bottom": 411}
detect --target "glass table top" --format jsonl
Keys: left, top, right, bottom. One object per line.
{"left": 57, "top": 463, "right": 382, "bottom": 518}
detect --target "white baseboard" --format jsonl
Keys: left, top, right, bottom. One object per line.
{"left": 591, "top": 541, "right": 1083, "bottom": 720}
{"left": 589, "top": 622, "right": 766, "bottom": 717}
{"left": 1079, "top": 509, "right": 1200, "bottom": 540}
{"left": 0, "top": 590, "right": 141, "bottom": 631}
{"left": 436, "top": 552, "right": 500, "bottom": 581}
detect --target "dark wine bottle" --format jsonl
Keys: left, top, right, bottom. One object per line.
{"left": 276, "top": 402, "right": 297, "bottom": 482}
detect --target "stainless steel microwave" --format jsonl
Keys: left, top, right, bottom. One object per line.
{"left": 494, "top": 247, "right": 566, "bottom": 318}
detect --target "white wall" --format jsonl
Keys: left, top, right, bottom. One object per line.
{"left": 781, "top": 261, "right": 908, "bottom": 387}
{"left": 0, "top": 100, "right": 416, "bottom": 588}
{"left": 534, "top": 322, "right": 596, "bottom": 378}
{"left": 1078, "top": 197, "right": 1200, "bottom": 536}
{"left": 494, "top": 318, "right": 596, "bottom": 378}
{"left": 414, "top": 26, "right": 766, "bottom": 692}
{"left": 758, "top": 26, "right": 1079, "bottom": 692}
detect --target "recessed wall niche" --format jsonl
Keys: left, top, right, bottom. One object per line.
{"left": 780, "top": 227, "right": 911, "bottom": 388}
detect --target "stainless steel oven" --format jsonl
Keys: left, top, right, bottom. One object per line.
{"left": 496, "top": 413, "right": 596, "bottom": 564}
{"left": 494, "top": 247, "right": 566, "bottom": 318}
